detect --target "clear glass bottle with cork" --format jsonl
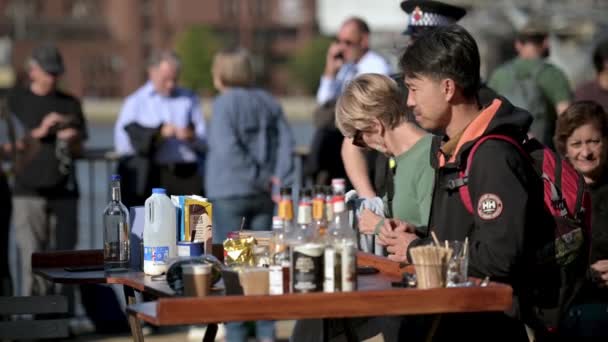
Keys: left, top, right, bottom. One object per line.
{"left": 290, "top": 188, "right": 325, "bottom": 293}
{"left": 269, "top": 215, "right": 290, "bottom": 295}
{"left": 324, "top": 178, "right": 357, "bottom": 292}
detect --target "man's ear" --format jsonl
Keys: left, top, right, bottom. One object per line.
{"left": 542, "top": 37, "right": 549, "bottom": 50}
{"left": 443, "top": 78, "right": 457, "bottom": 102}
{"left": 372, "top": 117, "right": 385, "bottom": 134}
{"left": 360, "top": 33, "right": 369, "bottom": 49}
{"left": 514, "top": 40, "right": 522, "bottom": 53}
{"left": 147, "top": 66, "right": 155, "bottom": 80}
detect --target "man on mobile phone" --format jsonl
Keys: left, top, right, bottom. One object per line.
{"left": 316, "top": 17, "right": 392, "bottom": 106}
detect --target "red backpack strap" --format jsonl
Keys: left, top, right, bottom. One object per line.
{"left": 459, "top": 134, "right": 527, "bottom": 214}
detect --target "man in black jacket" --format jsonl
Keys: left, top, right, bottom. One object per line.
{"left": 379, "top": 24, "right": 585, "bottom": 341}
{"left": 8, "top": 44, "right": 87, "bottom": 298}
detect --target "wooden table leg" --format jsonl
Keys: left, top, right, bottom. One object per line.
{"left": 124, "top": 286, "right": 144, "bottom": 341}
{"left": 202, "top": 323, "right": 218, "bottom": 342}
{"left": 128, "top": 311, "right": 145, "bottom": 342}
{"left": 124, "top": 286, "right": 137, "bottom": 305}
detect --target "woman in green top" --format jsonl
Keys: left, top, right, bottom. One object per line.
{"left": 335, "top": 73, "right": 435, "bottom": 262}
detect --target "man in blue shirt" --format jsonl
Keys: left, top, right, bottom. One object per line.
{"left": 114, "top": 50, "right": 206, "bottom": 207}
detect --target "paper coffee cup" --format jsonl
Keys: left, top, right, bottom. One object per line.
{"left": 238, "top": 267, "right": 270, "bottom": 295}
{"left": 182, "top": 264, "right": 212, "bottom": 297}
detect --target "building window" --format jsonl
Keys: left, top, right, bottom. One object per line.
{"left": 65, "top": 0, "right": 98, "bottom": 19}
{"left": 249, "top": 0, "right": 268, "bottom": 18}
{"left": 4, "top": 0, "right": 43, "bottom": 19}
{"left": 221, "top": 0, "right": 239, "bottom": 18}
{"left": 279, "top": 0, "right": 304, "bottom": 25}
{"left": 81, "top": 54, "right": 121, "bottom": 97}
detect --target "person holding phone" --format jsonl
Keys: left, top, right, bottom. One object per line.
{"left": 316, "top": 17, "right": 392, "bottom": 106}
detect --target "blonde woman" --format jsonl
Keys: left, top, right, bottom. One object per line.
{"left": 335, "top": 73, "right": 434, "bottom": 262}
{"left": 205, "top": 48, "right": 294, "bottom": 342}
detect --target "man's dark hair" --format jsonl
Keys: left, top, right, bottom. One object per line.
{"left": 516, "top": 32, "right": 547, "bottom": 45}
{"left": 345, "top": 17, "right": 370, "bottom": 34}
{"left": 516, "top": 22, "right": 548, "bottom": 46}
{"left": 399, "top": 24, "right": 480, "bottom": 99}
{"left": 592, "top": 39, "right": 608, "bottom": 73}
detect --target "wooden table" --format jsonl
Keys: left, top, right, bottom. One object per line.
{"left": 32, "top": 249, "right": 175, "bottom": 297}
{"left": 33, "top": 250, "right": 513, "bottom": 342}
{"left": 32, "top": 249, "right": 177, "bottom": 339}
{"left": 126, "top": 253, "right": 513, "bottom": 342}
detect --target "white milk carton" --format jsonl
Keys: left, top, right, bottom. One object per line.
{"left": 143, "top": 188, "right": 177, "bottom": 275}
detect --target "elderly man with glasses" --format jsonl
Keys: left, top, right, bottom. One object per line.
{"left": 316, "top": 17, "right": 392, "bottom": 106}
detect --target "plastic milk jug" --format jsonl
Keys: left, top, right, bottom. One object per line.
{"left": 143, "top": 188, "right": 177, "bottom": 275}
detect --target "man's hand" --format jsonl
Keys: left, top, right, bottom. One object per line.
{"left": 591, "top": 260, "right": 608, "bottom": 287}
{"left": 41, "top": 112, "right": 67, "bottom": 129}
{"left": 176, "top": 126, "right": 194, "bottom": 141}
{"left": 270, "top": 176, "right": 281, "bottom": 203}
{"left": 359, "top": 208, "right": 382, "bottom": 235}
{"left": 378, "top": 219, "right": 418, "bottom": 262}
{"left": 31, "top": 112, "right": 69, "bottom": 139}
{"left": 57, "top": 128, "right": 80, "bottom": 141}
{"left": 323, "top": 42, "right": 344, "bottom": 78}
{"left": 30, "top": 126, "right": 49, "bottom": 139}
{"left": 160, "top": 123, "right": 176, "bottom": 138}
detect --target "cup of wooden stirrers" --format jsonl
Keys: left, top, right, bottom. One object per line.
{"left": 410, "top": 245, "right": 453, "bottom": 289}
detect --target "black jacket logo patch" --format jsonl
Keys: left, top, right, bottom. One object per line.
{"left": 477, "top": 193, "right": 503, "bottom": 220}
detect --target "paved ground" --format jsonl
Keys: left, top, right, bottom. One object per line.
{"left": 73, "top": 321, "right": 295, "bottom": 341}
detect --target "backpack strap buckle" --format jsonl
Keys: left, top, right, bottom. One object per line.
{"left": 446, "top": 177, "right": 468, "bottom": 190}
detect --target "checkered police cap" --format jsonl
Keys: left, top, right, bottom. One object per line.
{"left": 400, "top": 0, "right": 467, "bottom": 35}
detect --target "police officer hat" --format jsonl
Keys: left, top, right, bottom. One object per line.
{"left": 400, "top": 0, "right": 467, "bottom": 35}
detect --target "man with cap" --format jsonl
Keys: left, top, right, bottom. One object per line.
{"left": 342, "top": 0, "right": 466, "bottom": 257}
{"left": 7, "top": 44, "right": 87, "bottom": 297}
{"left": 488, "top": 21, "right": 572, "bottom": 148}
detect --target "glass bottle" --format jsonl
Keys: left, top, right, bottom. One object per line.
{"left": 290, "top": 188, "right": 324, "bottom": 293}
{"left": 324, "top": 180, "right": 357, "bottom": 292}
{"left": 270, "top": 216, "right": 289, "bottom": 266}
{"left": 103, "top": 174, "right": 130, "bottom": 272}
{"left": 312, "top": 185, "right": 328, "bottom": 237}
{"left": 278, "top": 187, "right": 294, "bottom": 237}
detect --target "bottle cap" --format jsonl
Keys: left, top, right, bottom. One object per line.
{"left": 280, "top": 187, "right": 292, "bottom": 196}
{"left": 111, "top": 174, "right": 121, "bottom": 181}
{"left": 152, "top": 188, "right": 166, "bottom": 194}
{"left": 331, "top": 178, "right": 345, "bottom": 186}
{"left": 300, "top": 188, "right": 312, "bottom": 198}
{"left": 272, "top": 216, "right": 284, "bottom": 230}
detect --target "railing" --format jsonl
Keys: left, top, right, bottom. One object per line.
{"left": 75, "top": 147, "right": 309, "bottom": 250}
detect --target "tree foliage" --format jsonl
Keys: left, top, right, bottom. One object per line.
{"left": 174, "top": 26, "right": 220, "bottom": 94}
{"left": 287, "top": 36, "right": 332, "bottom": 94}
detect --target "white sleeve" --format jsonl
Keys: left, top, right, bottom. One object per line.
{"left": 316, "top": 75, "right": 340, "bottom": 105}
{"left": 357, "top": 54, "right": 393, "bottom": 76}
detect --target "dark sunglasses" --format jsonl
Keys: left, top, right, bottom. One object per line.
{"left": 335, "top": 38, "right": 356, "bottom": 47}
{"left": 352, "top": 130, "right": 367, "bottom": 148}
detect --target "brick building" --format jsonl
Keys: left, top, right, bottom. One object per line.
{"left": 0, "top": 0, "right": 317, "bottom": 97}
